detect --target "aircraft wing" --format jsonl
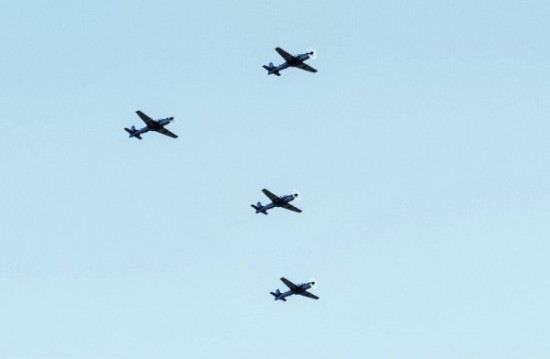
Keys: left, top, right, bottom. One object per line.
{"left": 280, "top": 277, "right": 300, "bottom": 291}
{"left": 296, "top": 63, "right": 318, "bottom": 73}
{"left": 282, "top": 203, "right": 302, "bottom": 213}
{"left": 136, "top": 111, "right": 157, "bottom": 127}
{"left": 156, "top": 127, "right": 178, "bottom": 139}
{"left": 298, "top": 291, "right": 319, "bottom": 300}
{"left": 275, "top": 47, "right": 294, "bottom": 61}
{"left": 262, "top": 189, "right": 279, "bottom": 201}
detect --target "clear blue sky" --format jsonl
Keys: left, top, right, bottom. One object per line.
{"left": 1, "top": 1, "right": 549, "bottom": 358}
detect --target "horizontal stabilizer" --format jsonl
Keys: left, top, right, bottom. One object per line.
{"left": 251, "top": 204, "right": 268, "bottom": 215}
{"left": 124, "top": 128, "right": 142, "bottom": 140}
{"left": 263, "top": 64, "right": 281, "bottom": 76}
{"left": 270, "top": 292, "right": 286, "bottom": 301}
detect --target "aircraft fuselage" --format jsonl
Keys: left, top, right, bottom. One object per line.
{"left": 267, "top": 52, "right": 312, "bottom": 75}
{"left": 126, "top": 117, "right": 174, "bottom": 138}
{"left": 253, "top": 193, "right": 297, "bottom": 214}
{"left": 272, "top": 282, "right": 314, "bottom": 301}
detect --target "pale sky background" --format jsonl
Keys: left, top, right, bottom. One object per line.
{"left": 1, "top": 1, "right": 549, "bottom": 358}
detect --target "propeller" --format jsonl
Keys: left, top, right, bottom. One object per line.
{"left": 307, "top": 47, "right": 317, "bottom": 60}
{"left": 292, "top": 189, "right": 302, "bottom": 202}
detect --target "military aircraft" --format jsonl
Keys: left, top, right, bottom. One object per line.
{"left": 270, "top": 277, "right": 319, "bottom": 301}
{"left": 263, "top": 47, "right": 317, "bottom": 76}
{"left": 251, "top": 189, "right": 301, "bottom": 215}
{"left": 124, "top": 111, "right": 177, "bottom": 140}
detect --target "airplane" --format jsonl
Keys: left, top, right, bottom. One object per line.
{"left": 251, "top": 188, "right": 301, "bottom": 215}
{"left": 263, "top": 47, "right": 317, "bottom": 76}
{"left": 124, "top": 111, "right": 177, "bottom": 140}
{"left": 270, "top": 277, "right": 319, "bottom": 302}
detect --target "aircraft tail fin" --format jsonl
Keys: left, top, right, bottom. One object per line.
{"left": 270, "top": 290, "right": 285, "bottom": 301}
{"left": 250, "top": 203, "right": 268, "bottom": 215}
{"left": 124, "top": 127, "right": 142, "bottom": 140}
{"left": 263, "top": 63, "right": 281, "bottom": 76}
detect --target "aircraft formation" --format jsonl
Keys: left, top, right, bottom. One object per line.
{"left": 124, "top": 47, "right": 319, "bottom": 302}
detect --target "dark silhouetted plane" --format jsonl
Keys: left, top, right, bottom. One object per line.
{"left": 270, "top": 277, "right": 318, "bottom": 301}
{"left": 251, "top": 189, "right": 301, "bottom": 215}
{"left": 263, "top": 47, "right": 317, "bottom": 76}
{"left": 124, "top": 111, "right": 177, "bottom": 140}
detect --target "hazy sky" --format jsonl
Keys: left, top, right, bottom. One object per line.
{"left": 1, "top": 1, "right": 549, "bottom": 358}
